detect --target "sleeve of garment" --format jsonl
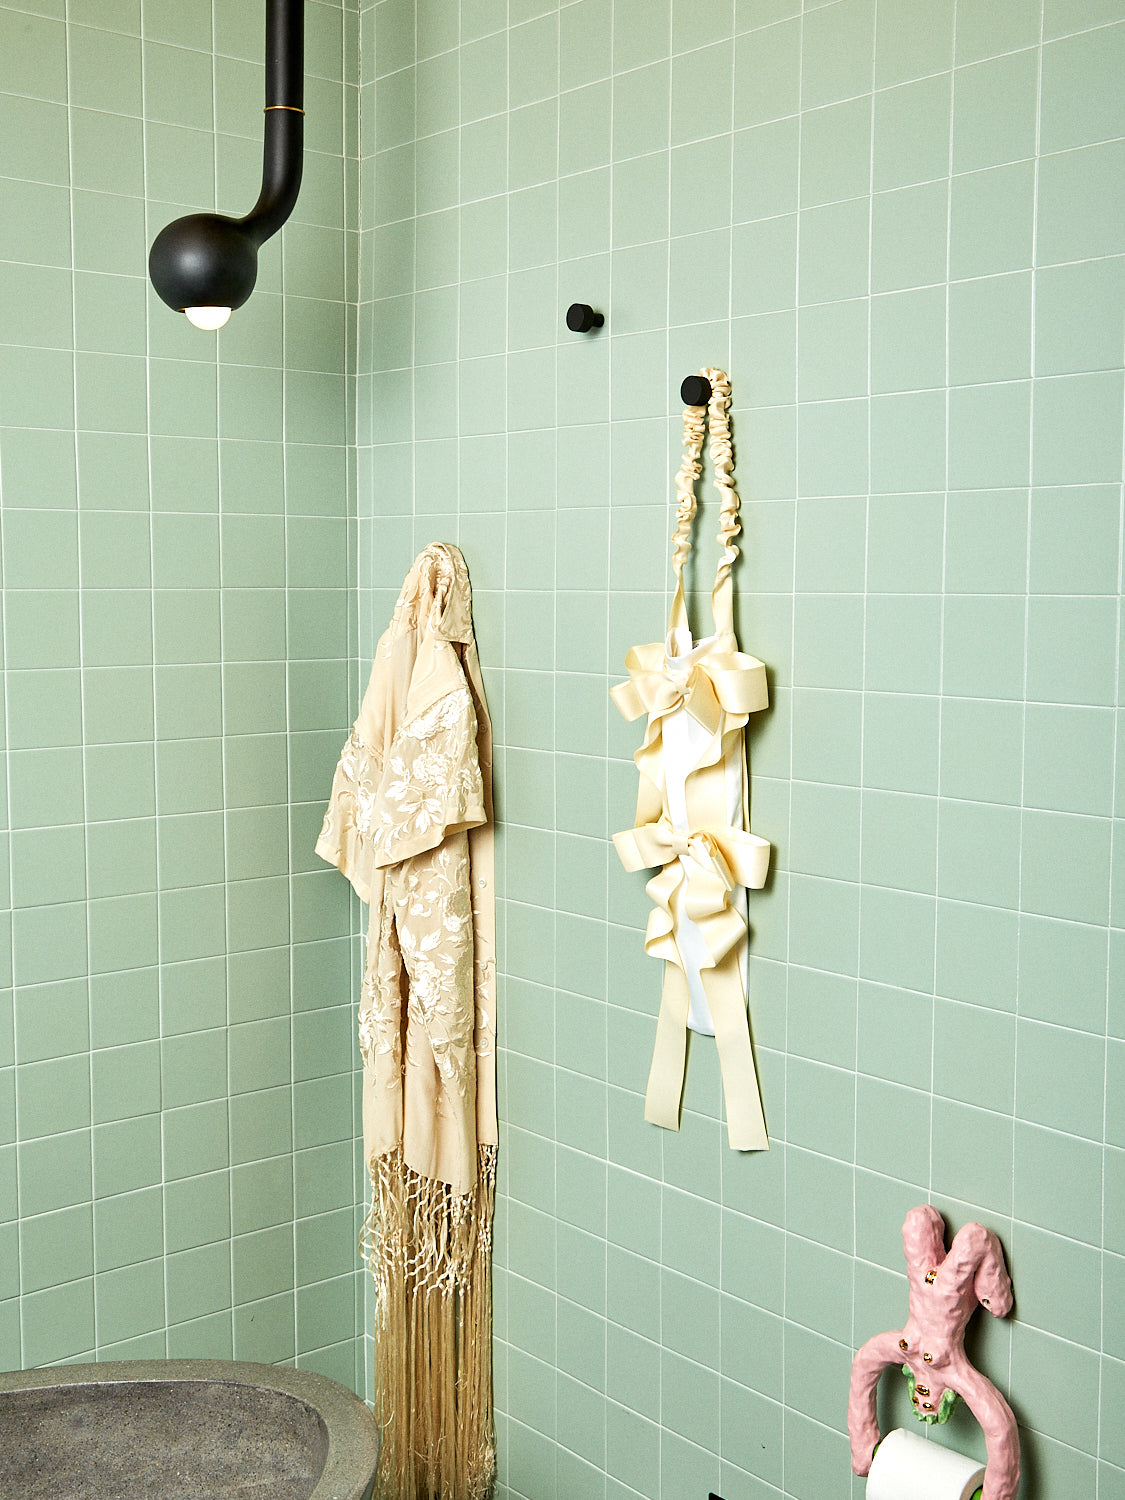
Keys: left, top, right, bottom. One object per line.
{"left": 370, "top": 683, "right": 486, "bottom": 868}
{"left": 315, "top": 725, "right": 383, "bottom": 904}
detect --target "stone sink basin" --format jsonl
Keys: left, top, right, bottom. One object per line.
{"left": 0, "top": 1358, "right": 380, "bottom": 1500}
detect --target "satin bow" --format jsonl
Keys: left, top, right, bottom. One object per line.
{"left": 614, "top": 817, "right": 770, "bottom": 969}
{"left": 610, "top": 641, "right": 768, "bottom": 737}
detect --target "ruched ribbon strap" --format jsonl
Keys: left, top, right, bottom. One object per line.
{"left": 669, "top": 367, "right": 741, "bottom": 646}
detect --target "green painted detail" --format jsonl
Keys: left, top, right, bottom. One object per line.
{"left": 936, "top": 1388, "right": 960, "bottom": 1424}
{"left": 901, "top": 1364, "right": 960, "bottom": 1426}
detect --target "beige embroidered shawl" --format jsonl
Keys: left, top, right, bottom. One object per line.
{"left": 316, "top": 543, "right": 496, "bottom": 1500}
{"left": 612, "top": 370, "right": 771, "bottom": 1151}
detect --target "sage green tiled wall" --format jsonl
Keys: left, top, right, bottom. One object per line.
{"left": 0, "top": 0, "right": 365, "bottom": 1388}
{"left": 360, "top": 0, "right": 1125, "bottom": 1494}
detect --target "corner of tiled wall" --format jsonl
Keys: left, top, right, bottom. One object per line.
{"left": 0, "top": 0, "right": 367, "bottom": 1393}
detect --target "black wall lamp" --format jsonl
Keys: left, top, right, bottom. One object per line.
{"left": 148, "top": 0, "right": 305, "bottom": 330}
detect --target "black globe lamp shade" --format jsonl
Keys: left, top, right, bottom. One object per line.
{"left": 149, "top": 214, "right": 261, "bottom": 315}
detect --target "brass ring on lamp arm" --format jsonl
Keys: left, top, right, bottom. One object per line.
{"left": 148, "top": 0, "right": 305, "bottom": 327}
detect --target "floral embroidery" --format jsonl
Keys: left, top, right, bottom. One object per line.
{"left": 474, "top": 966, "right": 496, "bottom": 1059}
{"left": 318, "top": 681, "right": 484, "bottom": 1121}
{"left": 393, "top": 839, "right": 475, "bottom": 1094}
{"left": 372, "top": 687, "right": 483, "bottom": 862}
{"left": 317, "top": 727, "right": 382, "bottom": 876}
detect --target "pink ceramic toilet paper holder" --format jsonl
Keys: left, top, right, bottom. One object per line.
{"left": 848, "top": 1205, "right": 1020, "bottom": 1500}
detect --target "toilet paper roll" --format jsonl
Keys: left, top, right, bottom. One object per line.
{"left": 866, "top": 1427, "right": 985, "bottom": 1500}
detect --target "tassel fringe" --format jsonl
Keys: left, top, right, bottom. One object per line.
{"left": 363, "top": 1144, "right": 497, "bottom": 1500}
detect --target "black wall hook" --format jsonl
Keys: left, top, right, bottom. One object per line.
{"left": 566, "top": 302, "right": 604, "bottom": 333}
{"left": 681, "top": 374, "right": 712, "bottom": 406}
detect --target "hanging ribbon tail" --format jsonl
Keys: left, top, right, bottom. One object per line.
{"left": 702, "top": 964, "right": 769, "bottom": 1151}
{"left": 644, "top": 963, "right": 691, "bottom": 1132}
{"left": 643, "top": 958, "right": 769, "bottom": 1151}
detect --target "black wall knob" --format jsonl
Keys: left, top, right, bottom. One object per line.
{"left": 566, "top": 302, "right": 604, "bottom": 333}
{"left": 680, "top": 374, "right": 712, "bottom": 406}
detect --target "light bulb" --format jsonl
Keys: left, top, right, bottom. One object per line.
{"left": 185, "top": 306, "right": 232, "bottom": 331}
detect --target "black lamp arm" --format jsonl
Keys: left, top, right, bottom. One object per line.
{"left": 241, "top": 0, "right": 305, "bottom": 245}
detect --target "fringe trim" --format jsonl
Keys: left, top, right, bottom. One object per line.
{"left": 363, "top": 1144, "right": 497, "bottom": 1500}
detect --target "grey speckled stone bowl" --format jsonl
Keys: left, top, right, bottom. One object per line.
{"left": 0, "top": 1358, "right": 380, "bottom": 1500}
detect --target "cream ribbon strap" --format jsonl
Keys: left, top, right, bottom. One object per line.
{"left": 611, "top": 367, "right": 771, "bottom": 1152}
{"left": 669, "top": 367, "right": 741, "bottom": 647}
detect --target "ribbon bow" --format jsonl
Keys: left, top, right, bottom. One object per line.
{"left": 610, "top": 642, "right": 768, "bottom": 737}
{"left": 614, "top": 817, "right": 770, "bottom": 970}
